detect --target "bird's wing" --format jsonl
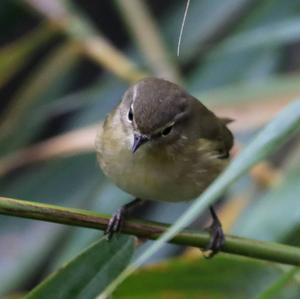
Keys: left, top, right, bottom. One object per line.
{"left": 192, "top": 99, "right": 234, "bottom": 159}
{"left": 217, "top": 118, "right": 234, "bottom": 158}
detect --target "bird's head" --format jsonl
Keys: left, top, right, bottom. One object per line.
{"left": 119, "top": 78, "right": 191, "bottom": 153}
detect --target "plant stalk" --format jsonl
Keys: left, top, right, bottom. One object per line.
{"left": 1, "top": 196, "right": 300, "bottom": 267}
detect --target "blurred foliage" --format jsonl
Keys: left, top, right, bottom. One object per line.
{"left": 25, "top": 235, "right": 134, "bottom": 299}
{"left": 114, "top": 255, "right": 300, "bottom": 299}
{"left": 0, "top": 0, "right": 300, "bottom": 298}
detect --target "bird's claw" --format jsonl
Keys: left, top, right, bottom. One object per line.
{"left": 104, "top": 198, "right": 143, "bottom": 239}
{"left": 203, "top": 206, "right": 225, "bottom": 258}
{"left": 105, "top": 208, "right": 125, "bottom": 240}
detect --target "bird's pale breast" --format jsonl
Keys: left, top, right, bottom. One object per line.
{"left": 96, "top": 113, "right": 228, "bottom": 202}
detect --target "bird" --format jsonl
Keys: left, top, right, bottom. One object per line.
{"left": 96, "top": 77, "right": 233, "bottom": 256}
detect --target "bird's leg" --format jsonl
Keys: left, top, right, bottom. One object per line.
{"left": 105, "top": 198, "right": 143, "bottom": 239}
{"left": 203, "top": 206, "right": 225, "bottom": 258}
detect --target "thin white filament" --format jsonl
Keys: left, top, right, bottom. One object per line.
{"left": 177, "top": 0, "right": 191, "bottom": 56}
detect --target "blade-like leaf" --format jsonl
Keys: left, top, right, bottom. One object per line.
{"left": 100, "top": 99, "right": 300, "bottom": 296}
{"left": 25, "top": 235, "right": 134, "bottom": 299}
{"left": 0, "top": 24, "right": 54, "bottom": 88}
{"left": 255, "top": 267, "right": 300, "bottom": 299}
{"left": 214, "top": 18, "right": 300, "bottom": 56}
{"left": 0, "top": 154, "right": 101, "bottom": 296}
{"left": 187, "top": 0, "right": 298, "bottom": 92}
{"left": 114, "top": 255, "right": 300, "bottom": 299}
{"left": 197, "top": 72, "right": 300, "bottom": 106}
{"left": 0, "top": 42, "right": 79, "bottom": 154}
{"left": 233, "top": 172, "right": 300, "bottom": 241}
{"left": 162, "top": 0, "right": 254, "bottom": 61}
{"left": 49, "top": 185, "right": 132, "bottom": 269}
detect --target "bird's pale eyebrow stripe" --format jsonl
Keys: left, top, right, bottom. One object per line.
{"left": 132, "top": 84, "right": 138, "bottom": 106}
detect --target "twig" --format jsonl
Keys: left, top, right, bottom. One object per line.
{"left": 0, "top": 196, "right": 300, "bottom": 266}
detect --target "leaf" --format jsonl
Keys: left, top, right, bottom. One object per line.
{"left": 0, "top": 24, "right": 54, "bottom": 88}
{"left": 136, "top": 99, "right": 300, "bottom": 260}
{"left": 114, "top": 255, "right": 300, "bottom": 299}
{"left": 187, "top": 0, "right": 298, "bottom": 92}
{"left": 49, "top": 185, "right": 132, "bottom": 270}
{"left": 255, "top": 267, "right": 300, "bottom": 299}
{"left": 197, "top": 72, "right": 300, "bottom": 106}
{"left": 161, "top": 0, "right": 254, "bottom": 61}
{"left": 25, "top": 235, "right": 134, "bottom": 299}
{"left": 233, "top": 172, "right": 300, "bottom": 242}
{"left": 213, "top": 18, "right": 300, "bottom": 56}
{"left": 100, "top": 99, "right": 300, "bottom": 296}
{"left": 0, "top": 154, "right": 101, "bottom": 297}
{"left": 0, "top": 42, "right": 79, "bottom": 155}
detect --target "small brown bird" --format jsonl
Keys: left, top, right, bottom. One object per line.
{"left": 96, "top": 77, "right": 233, "bottom": 255}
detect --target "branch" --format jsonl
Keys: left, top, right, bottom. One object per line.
{"left": 0, "top": 196, "right": 300, "bottom": 266}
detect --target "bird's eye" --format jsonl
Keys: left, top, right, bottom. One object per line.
{"left": 128, "top": 107, "right": 133, "bottom": 122}
{"left": 161, "top": 125, "right": 173, "bottom": 136}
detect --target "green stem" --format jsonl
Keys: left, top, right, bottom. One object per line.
{"left": 1, "top": 196, "right": 300, "bottom": 266}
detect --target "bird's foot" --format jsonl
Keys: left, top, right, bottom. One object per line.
{"left": 105, "top": 207, "right": 125, "bottom": 240}
{"left": 203, "top": 206, "right": 225, "bottom": 258}
{"left": 104, "top": 198, "right": 143, "bottom": 240}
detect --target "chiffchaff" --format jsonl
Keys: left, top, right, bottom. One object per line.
{"left": 96, "top": 77, "right": 233, "bottom": 255}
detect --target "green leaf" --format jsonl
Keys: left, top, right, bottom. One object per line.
{"left": 161, "top": 0, "right": 254, "bottom": 61}
{"left": 0, "top": 24, "right": 54, "bottom": 88}
{"left": 49, "top": 185, "right": 132, "bottom": 270}
{"left": 233, "top": 172, "right": 300, "bottom": 242}
{"left": 135, "top": 99, "right": 300, "bottom": 262}
{"left": 25, "top": 235, "right": 134, "bottom": 299}
{"left": 197, "top": 72, "right": 300, "bottom": 106}
{"left": 100, "top": 99, "right": 300, "bottom": 296}
{"left": 0, "top": 154, "right": 101, "bottom": 296}
{"left": 213, "top": 18, "right": 300, "bottom": 56}
{"left": 256, "top": 267, "right": 300, "bottom": 299}
{"left": 187, "top": 0, "right": 298, "bottom": 92}
{"left": 114, "top": 255, "right": 300, "bottom": 299}
{"left": 0, "top": 42, "right": 79, "bottom": 155}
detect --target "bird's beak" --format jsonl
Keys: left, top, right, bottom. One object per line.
{"left": 132, "top": 134, "right": 149, "bottom": 153}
